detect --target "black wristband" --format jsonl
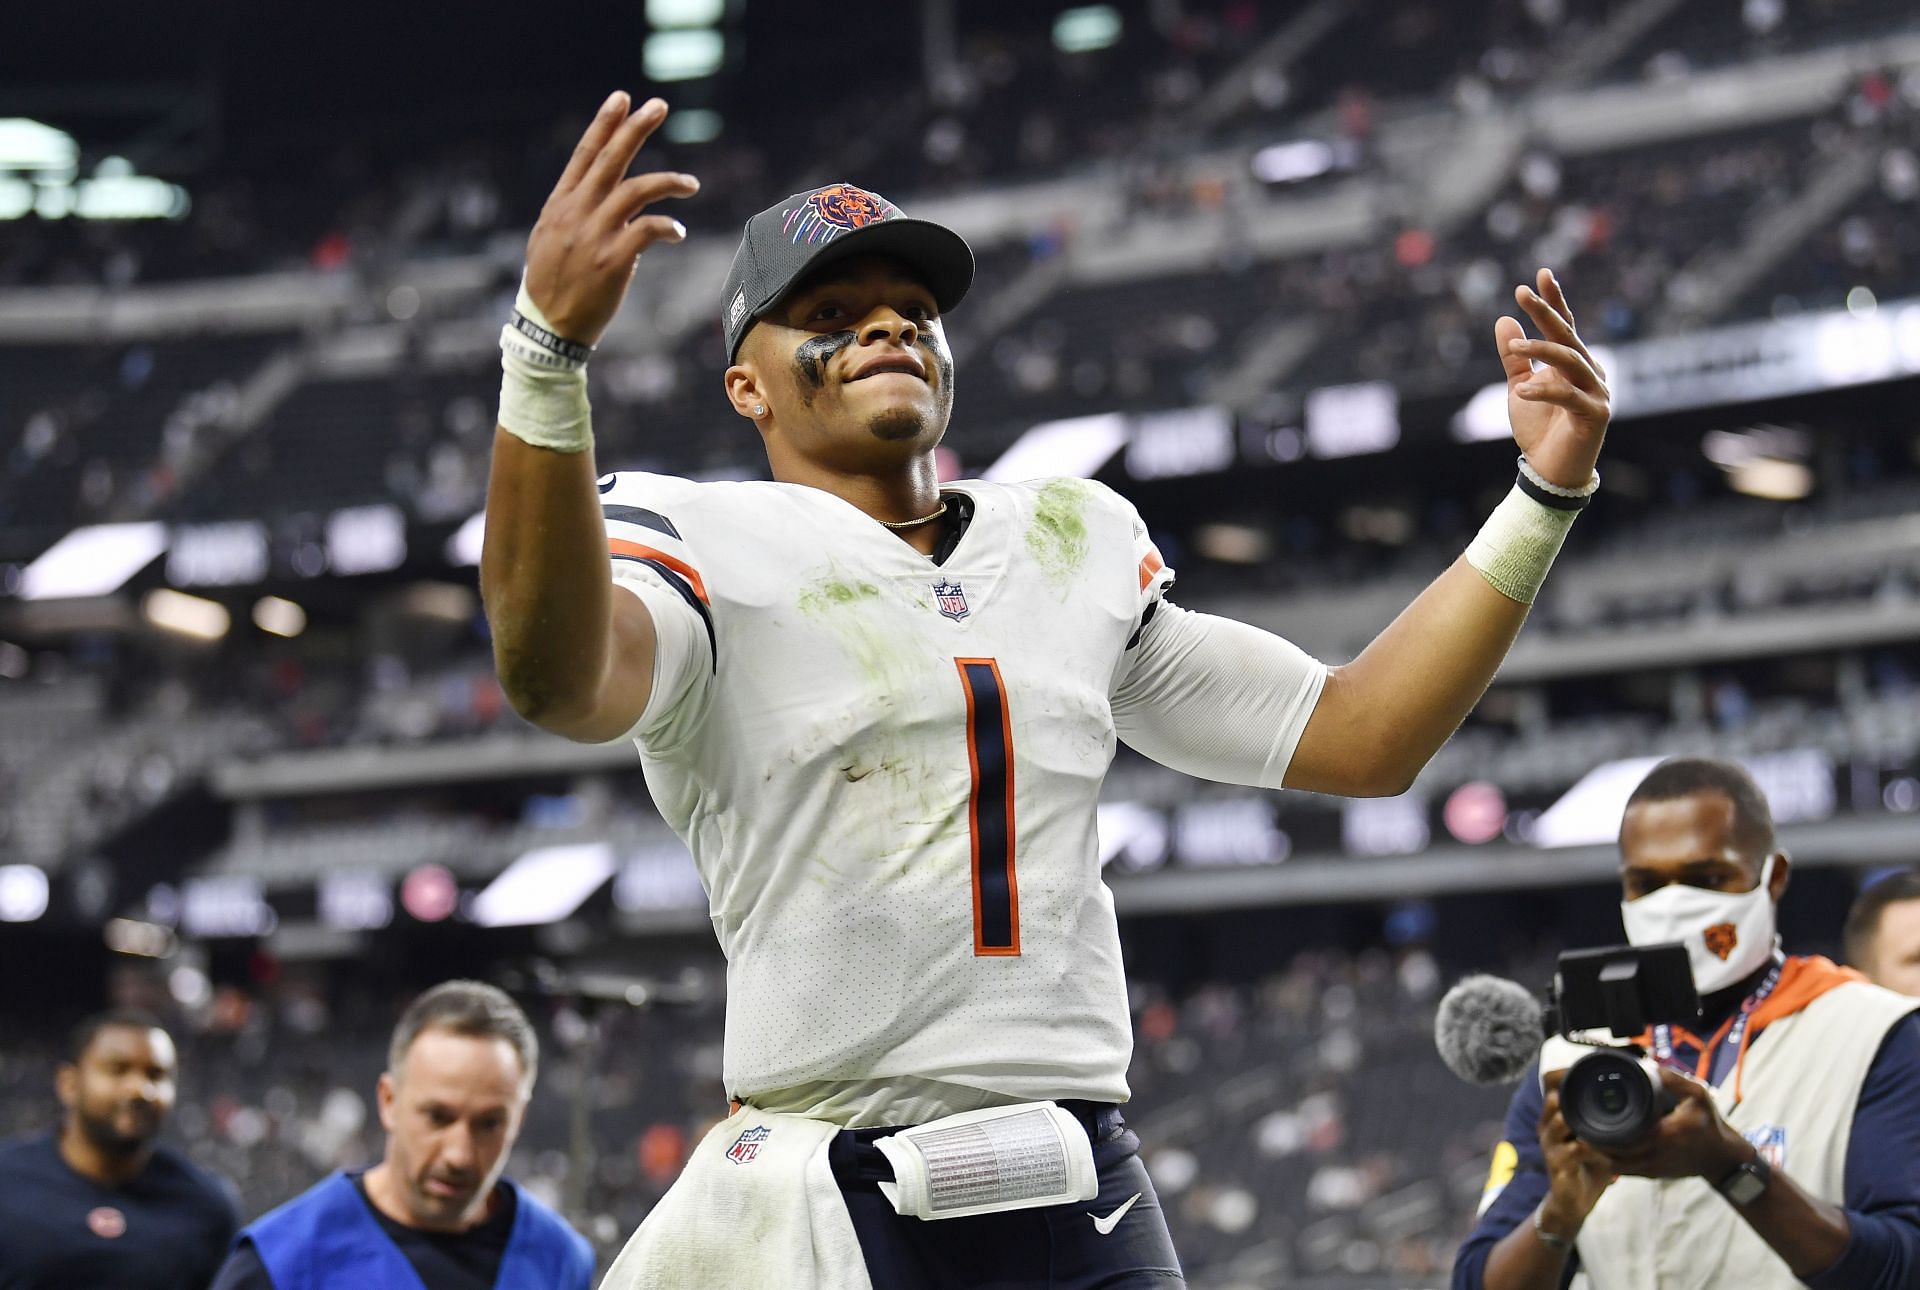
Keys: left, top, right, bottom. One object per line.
{"left": 508, "top": 311, "right": 594, "bottom": 366}
{"left": 1516, "top": 469, "right": 1593, "bottom": 512}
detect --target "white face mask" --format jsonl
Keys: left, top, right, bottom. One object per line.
{"left": 1620, "top": 856, "right": 1778, "bottom": 994}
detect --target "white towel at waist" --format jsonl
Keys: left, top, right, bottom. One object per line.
{"left": 600, "top": 1106, "right": 873, "bottom": 1290}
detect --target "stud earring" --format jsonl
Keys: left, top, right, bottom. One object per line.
{"left": 753, "top": 405, "right": 766, "bottom": 416}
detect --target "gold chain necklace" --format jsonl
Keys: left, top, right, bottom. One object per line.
{"left": 877, "top": 497, "right": 950, "bottom": 530}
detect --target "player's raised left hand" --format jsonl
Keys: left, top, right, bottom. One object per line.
{"left": 1497, "top": 268, "right": 1611, "bottom": 491}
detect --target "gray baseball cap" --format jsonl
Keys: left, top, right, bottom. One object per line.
{"left": 720, "top": 182, "right": 975, "bottom": 360}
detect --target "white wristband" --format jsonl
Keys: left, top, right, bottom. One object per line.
{"left": 1464, "top": 484, "right": 1579, "bottom": 605}
{"left": 499, "top": 348, "right": 591, "bottom": 453}
{"left": 498, "top": 276, "right": 593, "bottom": 453}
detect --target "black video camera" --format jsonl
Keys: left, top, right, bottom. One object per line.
{"left": 1546, "top": 943, "right": 1700, "bottom": 1148}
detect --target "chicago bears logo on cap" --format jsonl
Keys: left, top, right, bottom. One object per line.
{"left": 784, "top": 184, "right": 897, "bottom": 246}
{"left": 1704, "top": 922, "right": 1739, "bottom": 961}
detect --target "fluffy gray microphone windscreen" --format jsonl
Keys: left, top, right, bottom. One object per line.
{"left": 1434, "top": 974, "right": 1544, "bottom": 1085}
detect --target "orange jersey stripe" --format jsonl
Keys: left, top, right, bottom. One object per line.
{"left": 1138, "top": 547, "right": 1165, "bottom": 591}
{"left": 609, "top": 539, "right": 710, "bottom": 605}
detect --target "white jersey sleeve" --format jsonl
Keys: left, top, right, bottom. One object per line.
{"left": 599, "top": 474, "right": 716, "bottom": 749}
{"left": 1106, "top": 492, "right": 1328, "bottom": 789}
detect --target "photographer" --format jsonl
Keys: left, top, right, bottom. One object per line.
{"left": 1452, "top": 758, "right": 1920, "bottom": 1289}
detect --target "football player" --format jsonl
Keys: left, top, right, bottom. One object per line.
{"left": 481, "top": 93, "right": 1611, "bottom": 1289}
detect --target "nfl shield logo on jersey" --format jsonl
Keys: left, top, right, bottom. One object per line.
{"left": 1744, "top": 1124, "right": 1787, "bottom": 1170}
{"left": 726, "top": 1125, "right": 771, "bottom": 1165}
{"left": 933, "top": 578, "right": 970, "bottom": 621}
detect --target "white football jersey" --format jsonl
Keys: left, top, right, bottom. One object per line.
{"left": 598, "top": 472, "right": 1308, "bottom": 1123}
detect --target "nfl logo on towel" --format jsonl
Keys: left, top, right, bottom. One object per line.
{"left": 933, "top": 579, "right": 970, "bottom": 622}
{"left": 726, "top": 1125, "right": 771, "bottom": 1165}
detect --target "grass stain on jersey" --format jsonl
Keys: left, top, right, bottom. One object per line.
{"left": 1027, "top": 479, "right": 1091, "bottom": 582}
{"left": 797, "top": 576, "right": 882, "bottom": 614}
{"left": 796, "top": 574, "right": 904, "bottom": 688}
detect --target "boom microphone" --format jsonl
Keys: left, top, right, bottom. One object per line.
{"left": 1435, "top": 974, "right": 1547, "bottom": 1085}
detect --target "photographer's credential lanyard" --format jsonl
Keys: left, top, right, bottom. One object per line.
{"left": 1653, "top": 955, "right": 1784, "bottom": 1104}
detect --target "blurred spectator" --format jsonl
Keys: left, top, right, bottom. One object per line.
{"left": 1844, "top": 869, "right": 1920, "bottom": 996}
{"left": 0, "top": 1011, "right": 238, "bottom": 1289}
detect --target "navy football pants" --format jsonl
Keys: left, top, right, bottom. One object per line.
{"left": 827, "top": 1106, "right": 1186, "bottom": 1289}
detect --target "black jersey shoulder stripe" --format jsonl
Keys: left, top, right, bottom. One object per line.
{"left": 602, "top": 504, "right": 682, "bottom": 540}
{"left": 614, "top": 554, "right": 717, "bottom": 672}
{"left": 1125, "top": 591, "right": 1170, "bottom": 650}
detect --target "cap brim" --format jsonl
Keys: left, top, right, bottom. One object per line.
{"left": 757, "top": 217, "right": 975, "bottom": 322}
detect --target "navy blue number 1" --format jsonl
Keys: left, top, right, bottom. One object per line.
{"left": 956, "top": 658, "right": 1019, "bottom": 956}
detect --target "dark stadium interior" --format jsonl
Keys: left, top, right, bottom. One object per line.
{"left": 7, "top": 2, "right": 1920, "bottom": 1287}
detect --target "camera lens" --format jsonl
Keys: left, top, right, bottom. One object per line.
{"left": 1561, "top": 1050, "right": 1673, "bottom": 1148}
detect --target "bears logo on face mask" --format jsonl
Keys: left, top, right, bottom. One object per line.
{"left": 1704, "top": 922, "right": 1739, "bottom": 961}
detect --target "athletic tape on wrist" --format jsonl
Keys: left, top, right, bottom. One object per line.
{"left": 1465, "top": 483, "right": 1580, "bottom": 605}
{"left": 498, "top": 346, "right": 592, "bottom": 453}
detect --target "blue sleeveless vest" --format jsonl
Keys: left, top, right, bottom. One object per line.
{"left": 242, "top": 1172, "right": 592, "bottom": 1290}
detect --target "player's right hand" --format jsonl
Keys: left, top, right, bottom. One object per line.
{"left": 524, "top": 91, "right": 700, "bottom": 346}
{"left": 1537, "top": 1070, "right": 1617, "bottom": 1236}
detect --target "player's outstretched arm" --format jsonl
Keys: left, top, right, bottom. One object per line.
{"left": 481, "top": 92, "right": 698, "bottom": 742}
{"left": 1285, "top": 270, "right": 1610, "bottom": 797}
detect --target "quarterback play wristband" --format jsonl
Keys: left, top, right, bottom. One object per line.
{"left": 497, "top": 277, "right": 594, "bottom": 453}
{"left": 1464, "top": 481, "right": 1584, "bottom": 605}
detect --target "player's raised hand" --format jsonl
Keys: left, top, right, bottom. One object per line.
{"left": 1496, "top": 268, "right": 1611, "bottom": 490}
{"left": 524, "top": 91, "right": 701, "bottom": 346}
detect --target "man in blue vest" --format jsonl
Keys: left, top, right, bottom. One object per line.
{"left": 210, "top": 980, "right": 593, "bottom": 1290}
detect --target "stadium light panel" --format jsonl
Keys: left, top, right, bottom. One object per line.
{"left": 0, "top": 179, "right": 32, "bottom": 220}
{"left": 20, "top": 522, "right": 168, "bottom": 600}
{"left": 1729, "top": 458, "right": 1813, "bottom": 501}
{"left": 646, "top": 0, "right": 723, "bottom": 25}
{"left": 447, "top": 510, "right": 486, "bottom": 568}
{"left": 179, "top": 875, "right": 276, "bottom": 938}
{"left": 983, "top": 413, "right": 1128, "bottom": 482}
{"left": 0, "top": 119, "right": 78, "bottom": 171}
{"left": 1193, "top": 523, "right": 1270, "bottom": 564}
{"left": 1250, "top": 140, "right": 1334, "bottom": 185}
{"left": 75, "top": 174, "right": 189, "bottom": 221}
{"left": 664, "top": 109, "right": 724, "bottom": 145}
{"left": 252, "top": 596, "right": 307, "bottom": 638}
{"left": 613, "top": 842, "right": 707, "bottom": 912}
{"left": 1306, "top": 382, "right": 1399, "bottom": 458}
{"left": 644, "top": 29, "right": 725, "bottom": 81}
{"left": 168, "top": 521, "right": 269, "bottom": 587}
{"left": 325, "top": 504, "right": 407, "bottom": 575}
{"left": 104, "top": 918, "right": 177, "bottom": 958}
{"left": 1125, "top": 406, "right": 1234, "bottom": 480}
{"left": 143, "top": 589, "right": 231, "bottom": 641}
{"left": 473, "top": 842, "right": 616, "bottom": 927}
{"left": 0, "top": 864, "right": 49, "bottom": 923}
{"left": 1053, "top": 6, "right": 1122, "bottom": 53}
